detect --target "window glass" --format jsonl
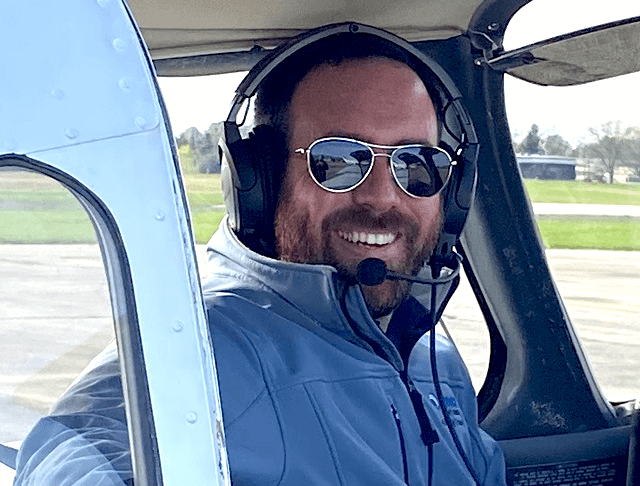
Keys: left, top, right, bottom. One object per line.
{"left": 440, "top": 273, "right": 490, "bottom": 391}
{"left": 503, "top": 0, "right": 639, "bottom": 50}
{"left": 505, "top": 0, "right": 640, "bottom": 403}
{"left": 160, "top": 73, "right": 244, "bottom": 266}
{"left": 0, "top": 168, "right": 114, "bottom": 440}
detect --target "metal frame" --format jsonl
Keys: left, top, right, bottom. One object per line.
{"left": 0, "top": 1, "right": 229, "bottom": 484}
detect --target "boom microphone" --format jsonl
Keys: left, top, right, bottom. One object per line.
{"left": 356, "top": 253, "right": 462, "bottom": 287}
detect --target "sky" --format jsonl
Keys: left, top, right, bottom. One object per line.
{"left": 158, "top": 0, "right": 640, "bottom": 148}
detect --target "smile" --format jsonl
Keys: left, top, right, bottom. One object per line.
{"left": 337, "top": 230, "right": 396, "bottom": 246}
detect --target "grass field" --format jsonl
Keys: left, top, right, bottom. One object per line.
{"left": 0, "top": 171, "right": 227, "bottom": 245}
{"left": 523, "top": 179, "right": 640, "bottom": 205}
{"left": 537, "top": 216, "right": 640, "bottom": 251}
{"left": 1, "top": 171, "right": 639, "bottom": 249}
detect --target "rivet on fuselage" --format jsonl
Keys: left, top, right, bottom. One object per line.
{"left": 186, "top": 412, "right": 198, "bottom": 424}
{"left": 135, "top": 116, "right": 147, "bottom": 129}
{"left": 112, "top": 38, "right": 127, "bottom": 52}
{"left": 65, "top": 128, "right": 79, "bottom": 139}
{"left": 119, "top": 78, "right": 132, "bottom": 92}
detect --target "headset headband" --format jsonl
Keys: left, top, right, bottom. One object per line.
{"left": 220, "top": 22, "right": 478, "bottom": 260}
{"left": 227, "top": 23, "right": 465, "bottom": 122}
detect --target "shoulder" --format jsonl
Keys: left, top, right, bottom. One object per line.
{"left": 408, "top": 332, "right": 478, "bottom": 425}
{"left": 52, "top": 342, "right": 124, "bottom": 416}
{"left": 409, "top": 332, "right": 472, "bottom": 387}
{"left": 14, "top": 342, "right": 132, "bottom": 485}
{"left": 205, "top": 295, "right": 276, "bottom": 426}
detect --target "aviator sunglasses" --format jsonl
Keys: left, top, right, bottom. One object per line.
{"left": 295, "top": 137, "right": 455, "bottom": 198}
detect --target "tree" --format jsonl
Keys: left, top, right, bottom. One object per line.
{"left": 583, "top": 121, "right": 625, "bottom": 184}
{"left": 543, "top": 134, "right": 573, "bottom": 156}
{"left": 518, "top": 124, "right": 545, "bottom": 155}
{"left": 622, "top": 126, "right": 640, "bottom": 178}
{"left": 176, "top": 123, "right": 223, "bottom": 173}
{"left": 510, "top": 130, "right": 522, "bottom": 155}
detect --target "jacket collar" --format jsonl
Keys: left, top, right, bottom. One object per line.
{"left": 205, "top": 218, "right": 437, "bottom": 371}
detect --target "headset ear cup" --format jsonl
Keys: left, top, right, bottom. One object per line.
{"left": 220, "top": 122, "right": 288, "bottom": 256}
{"left": 249, "top": 125, "right": 288, "bottom": 210}
{"left": 247, "top": 125, "right": 288, "bottom": 253}
{"left": 220, "top": 121, "right": 250, "bottom": 235}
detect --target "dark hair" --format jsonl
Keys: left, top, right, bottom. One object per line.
{"left": 253, "top": 33, "right": 445, "bottom": 144}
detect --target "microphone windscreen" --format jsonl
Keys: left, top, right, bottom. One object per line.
{"left": 356, "top": 258, "right": 388, "bottom": 286}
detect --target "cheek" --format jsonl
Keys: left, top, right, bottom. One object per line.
{"left": 285, "top": 166, "right": 346, "bottom": 220}
{"left": 412, "top": 197, "right": 443, "bottom": 233}
{"left": 285, "top": 169, "right": 319, "bottom": 208}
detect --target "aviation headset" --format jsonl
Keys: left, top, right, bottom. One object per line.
{"left": 220, "top": 22, "right": 479, "bottom": 266}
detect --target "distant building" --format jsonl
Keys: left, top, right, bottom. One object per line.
{"left": 517, "top": 155, "right": 576, "bottom": 181}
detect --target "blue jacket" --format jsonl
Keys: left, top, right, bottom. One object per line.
{"left": 14, "top": 220, "right": 506, "bottom": 485}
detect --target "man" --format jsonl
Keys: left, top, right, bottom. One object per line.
{"left": 203, "top": 27, "right": 506, "bottom": 485}
{"left": 14, "top": 25, "right": 506, "bottom": 485}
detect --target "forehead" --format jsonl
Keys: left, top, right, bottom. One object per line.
{"left": 289, "top": 58, "right": 438, "bottom": 145}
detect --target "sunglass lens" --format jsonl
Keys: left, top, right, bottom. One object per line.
{"left": 392, "top": 147, "right": 452, "bottom": 197}
{"left": 308, "top": 139, "right": 372, "bottom": 191}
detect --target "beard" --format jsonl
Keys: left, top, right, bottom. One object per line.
{"left": 274, "top": 186, "right": 442, "bottom": 319}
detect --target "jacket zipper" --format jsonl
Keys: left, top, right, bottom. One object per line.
{"left": 391, "top": 403, "right": 409, "bottom": 483}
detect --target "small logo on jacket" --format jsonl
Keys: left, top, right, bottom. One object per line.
{"left": 428, "top": 394, "right": 464, "bottom": 427}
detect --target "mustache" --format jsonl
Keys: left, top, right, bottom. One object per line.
{"left": 322, "top": 205, "right": 420, "bottom": 237}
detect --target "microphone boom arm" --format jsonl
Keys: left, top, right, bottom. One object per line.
{"left": 356, "top": 253, "right": 463, "bottom": 287}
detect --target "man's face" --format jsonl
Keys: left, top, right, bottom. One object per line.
{"left": 274, "top": 58, "right": 443, "bottom": 318}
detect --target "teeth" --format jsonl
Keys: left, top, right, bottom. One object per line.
{"left": 338, "top": 231, "right": 395, "bottom": 246}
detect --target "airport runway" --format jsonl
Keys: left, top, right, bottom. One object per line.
{"left": 1, "top": 244, "right": 639, "bottom": 444}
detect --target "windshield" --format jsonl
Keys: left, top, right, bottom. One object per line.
{"left": 154, "top": 6, "right": 640, "bottom": 404}
{"left": 503, "top": 0, "right": 640, "bottom": 403}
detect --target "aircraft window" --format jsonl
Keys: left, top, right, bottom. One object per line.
{"left": 0, "top": 166, "right": 132, "bottom": 483}
{"left": 503, "top": 0, "right": 639, "bottom": 50}
{"left": 0, "top": 168, "right": 114, "bottom": 440}
{"left": 438, "top": 273, "right": 490, "bottom": 392}
{"left": 504, "top": 3, "right": 640, "bottom": 404}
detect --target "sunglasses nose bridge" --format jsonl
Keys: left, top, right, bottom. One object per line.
{"left": 368, "top": 150, "right": 395, "bottom": 179}
{"left": 352, "top": 151, "right": 405, "bottom": 201}
{"left": 370, "top": 151, "right": 392, "bottom": 159}
{"left": 370, "top": 151, "right": 401, "bottom": 185}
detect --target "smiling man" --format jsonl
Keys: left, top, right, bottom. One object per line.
{"left": 201, "top": 27, "right": 507, "bottom": 485}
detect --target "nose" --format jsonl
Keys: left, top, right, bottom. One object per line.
{"left": 351, "top": 153, "right": 403, "bottom": 207}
